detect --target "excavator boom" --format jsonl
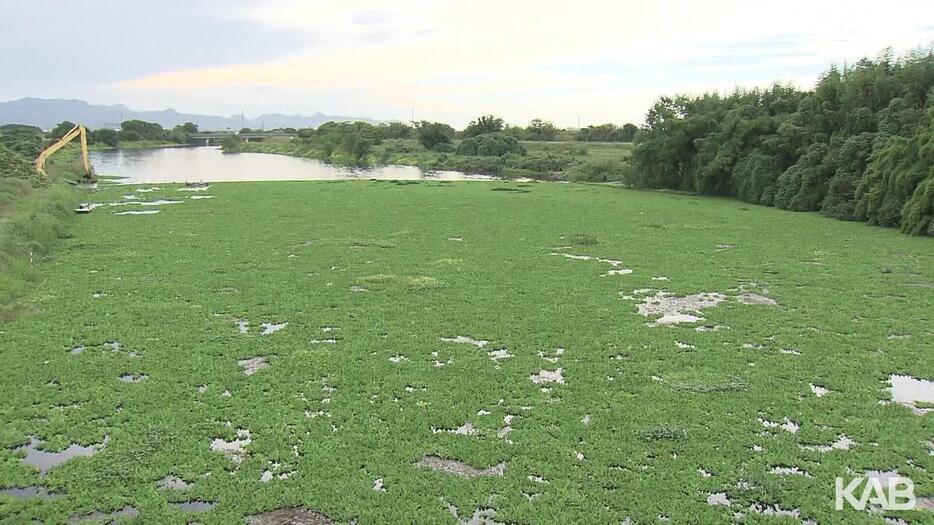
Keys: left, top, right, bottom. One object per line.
{"left": 35, "top": 124, "right": 94, "bottom": 182}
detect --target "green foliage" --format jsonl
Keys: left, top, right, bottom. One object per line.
{"left": 856, "top": 108, "right": 934, "bottom": 232}
{"left": 1, "top": 179, "right": 932, "bottom": 522}
{"left": 462, "top": 115, "right": 505, "bottom": 138}
{"left": 773, "top": 143, "right": 834, "bottom": 211}
{"left": 629, "top": 47, "right": 934, "bottom": 234}
{"left": 525, "top": 119, "right": 558, "bottom": 141}
{"left": 577, "top": 123, "right": 638, "bottom": 142}
{"left": 455, "top": 132, "right": 525, "bottom": 156}
{"left": 89, "top": 128, "right": 119, "bottom": 148}
{"left": 379, "top": 122, "right": 413, "bottom": 139}
{"left": 0, "top": 124, "right": 44, "bottom": 158}
{"left": 414, "top": 121, "right": 455, "bottom": 150}
{"left": 49, "top": 120, "right": 76, "bottom": 140}
{"left": 0, "top": 145, "right": 41, "bottom": 186}
{"left": 0, "top": 146, "right": 77, "bottom": 319}
{"left": 121, "top": 120, "right": 165, "bottom": 140}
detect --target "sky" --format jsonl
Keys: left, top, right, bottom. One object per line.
{"left": 1, "top": 0, "right": 932, "bottom": 127}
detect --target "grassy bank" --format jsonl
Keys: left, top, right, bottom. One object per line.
{"left": 0, "top": 179, "right": 931, "bottom": 523}
{"left": 227, "top": 138, "right": 633, "bottom": 181}
{"left": 89, "top": 140, "right": 189, "bottom": 152}
{"left": 0, "top": 147, "right": 81, "bottom": 321}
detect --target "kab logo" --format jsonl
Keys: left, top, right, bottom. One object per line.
{"left": 835, "top": 475, "right": 915, "bottom": 511}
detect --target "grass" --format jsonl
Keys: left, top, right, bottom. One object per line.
{"left": 230, "top": 138, "right": 633, "bottom": 181}
{"left": 0, "top": 147, "right": 81, "bottom": 321}
{"left": 0, "top": 179, "right": 932, "bottom": 524}
{"left": 89, "top": 140, "right": 189, "bottom": 152}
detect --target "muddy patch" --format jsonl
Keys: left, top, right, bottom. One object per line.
{"left": 707, "top": 492, "right": 731, "bottom": 506}
{"left": 416, "top": 455, "right": 506, "bottom": 477}
{"left": 530, "top": 369, "right": 564, "bottom": 385}
{"left": 770, "top": 466, "right": 812, "bottom": 477}
{"left": 432, "top": 423, "right": 477, "bottom": 436}
{"left": 809, "top": 384, "right": 830, "bottom": 397}
{"left": 448, "top": 504, "right": 505, "bottom": 525}
{"left": 441, "top": 335, "right": 489, "bottom": 348}
{"left": 887, "top": 374, "right": 934, "bottom": 415}
{"left": 178, "top": 184, "right": 211, "bottom": 192}
{"left": 158, "top": 476, "right": 192, "bottom": 490}
{"left": 758, "top": 417, "right": 799, "bottom": 434}
{"left": 174, "top": 501, "right": 215, "bottom": 512}
{"left": 114, "top": 210, "right": 160, "bottom": 215}
{"left": 67, "top": 506, "right": 139, "bottom": 525}
{"left": 638, "top": 292, "right": 727, "bottom": 326}
{"left": 245, "top": 507, "right": 333, "bottom": 525}
{"left": 18, "top": 435, "right": 108, "bottom": 475}
{"left": 736, "top": 293, "right": 778, "bottom": 306}
{"left": 551, "top": 252, "right": 626, "bottom": 268}
{"left": 260, "top": 322, "right": 287, "bottom": 335}
{"left": 488, "top": 348, "right": 513, "bottom": 361}
{"left": 0, "top": 486, "right": 62, "bottom": 499}
{"left": 210, "top": 429, "right": 251, "bottom": 465}
{"left": 800, "top": 435, "right": 856, "bottom": 453}
{"left": 238, "top": 357, "right": 270, "bottom": 376}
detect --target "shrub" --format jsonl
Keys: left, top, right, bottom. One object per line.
{"left": 456, "top": 132, "right": 525, "bottom": 156}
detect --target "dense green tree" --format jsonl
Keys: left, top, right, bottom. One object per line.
{"left": 577, "top": 122, "right": 639, "bottom": 142}
{"left": 627, "top": 47, "right": 934, "bottom": 235}
{"left": 526, "top": 119, "right": 558, "bottom": 141}
{"left": 463, "top": 115, "right": 505, "bottom": 138}
{"left": 456, "top": 132, "right": 526, "bottom": 156}
{"left": 89, "top": 128, "right": 119, "bottom": 148}
{"left": 414, "top": 121, "right": 455, "bottom": 150}
{"left": 0, "top": 124, "right": 44, "bottom": 157}
{"left": 379, "top": 122, "right": 413, "bottom": 139}
{"left": 49, "top": 121, "right": 76, "bottom": 140}
{"left": 121, "top": 120, "right": 164, "bottom": 140}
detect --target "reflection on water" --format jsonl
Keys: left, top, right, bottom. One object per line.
{"left": 90, "top": 146, "right": 485, "bottom": 184}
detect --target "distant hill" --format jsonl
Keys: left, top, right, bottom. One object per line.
{"left": 0, "top": 98, "right": 377, "bottom": 131}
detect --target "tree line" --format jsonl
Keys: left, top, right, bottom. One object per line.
{"left": 628, "top": 47, "right": 934, "bottom": 235}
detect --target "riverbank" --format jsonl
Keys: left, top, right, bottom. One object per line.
{"left": 0, "top": 146, "right": 81, "bottom": 321}
{"left": 226, "top": 138, "right": 633, "bottom": 181}
{"left": 89, "top": 140, "right": 189, "bottom": 152}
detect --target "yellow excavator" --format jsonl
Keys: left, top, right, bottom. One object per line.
{"left": 35, "top": 123, "right": 95, "bottom": 183}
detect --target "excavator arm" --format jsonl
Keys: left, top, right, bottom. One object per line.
{"left": 35, "top": 124, "right": 94, "bottom": 182}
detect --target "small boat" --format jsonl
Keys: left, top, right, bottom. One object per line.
{"left": 75, "top": 203, "right": 95, "bottom": 214}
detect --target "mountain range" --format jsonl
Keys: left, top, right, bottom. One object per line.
{"left": 0, "top": 98, "right": 376, "bottom": 131}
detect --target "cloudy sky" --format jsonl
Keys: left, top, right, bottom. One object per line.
{"left": 1, "top": 0, "right": 932, "bottom": 127}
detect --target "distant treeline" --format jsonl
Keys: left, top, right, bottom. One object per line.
{"left": 0, "top": 120, "right": 204, "bottom": 156}
{"left": 628, "top": 48, "right": 934, "bottom": 235}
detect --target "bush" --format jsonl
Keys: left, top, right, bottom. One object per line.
{"left": 0, "top": 124, "right": 44, "bottom": 158}
{"left": 568, "top": 159, "right": 627, "bottom": 182}
{"left": 415, "top": 122, "right": 455, "bottom": 150}
{"left": 456, "top": 132, "right": 525, "bottom": 156}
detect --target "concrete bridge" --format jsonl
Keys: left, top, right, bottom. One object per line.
{"left": 191, "top": 131, "right": 298, "bottom": 146}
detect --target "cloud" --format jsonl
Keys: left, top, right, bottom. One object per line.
{"left": 77, "top": 0, "right": 934, "bottom": 125}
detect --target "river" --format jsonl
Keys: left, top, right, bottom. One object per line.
{"left": 89, "top": 146, "right": 484, "bottom": 184}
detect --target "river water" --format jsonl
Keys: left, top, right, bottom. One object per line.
{"left": 89, "top": 146, "right": 484, "bottom": 184}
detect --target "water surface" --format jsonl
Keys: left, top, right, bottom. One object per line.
{"left": 90, "top": 146, "right": 483, "bottom": 184}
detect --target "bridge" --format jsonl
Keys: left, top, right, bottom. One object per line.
{"left": 190, "top": 131, "right": 298, "bottom": 146}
